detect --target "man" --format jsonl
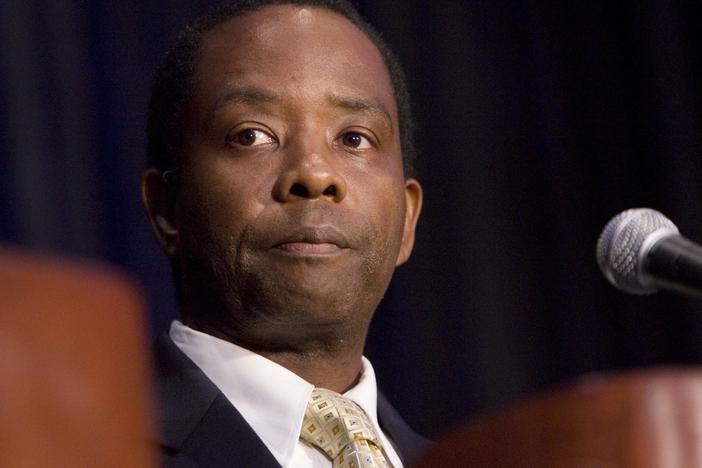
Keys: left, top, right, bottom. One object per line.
{"left": 141, "top": 1, "right": 425, "bottom": 466}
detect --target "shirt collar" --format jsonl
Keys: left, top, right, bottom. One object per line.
{"left": 169, "top": 320, "right": 381, "bottom": 467}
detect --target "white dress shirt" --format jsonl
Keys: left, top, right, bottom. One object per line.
{"left": 170, "top": 320, "right": 403, "bottom": 468}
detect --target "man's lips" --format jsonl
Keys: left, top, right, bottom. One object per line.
{"left": 275, "top": 242, "right": 342, "bottom": 254}
{"left": 272, "top": 226, "right": 350, "bottom": 255}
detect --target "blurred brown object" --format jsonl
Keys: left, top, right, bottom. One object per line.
{"left": 413, "top": 369, "right": 702, "bottom": 468}
{"left": 0, "top": 248, "right": 155, "bottom": 468}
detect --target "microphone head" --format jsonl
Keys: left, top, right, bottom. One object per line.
{"left": 596, "top": 208, "right": 679, "bottom": 294}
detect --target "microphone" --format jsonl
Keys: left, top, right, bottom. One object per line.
{"left": 596, "top": 208, "right": 702, "bottom": 297}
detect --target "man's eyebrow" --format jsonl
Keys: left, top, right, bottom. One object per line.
{"left": 326, "top": 94, "right": 393, "bottom": 125}
{"left": 205, "top": 86, "right": 280, "bottom": 123}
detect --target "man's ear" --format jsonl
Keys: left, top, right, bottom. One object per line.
{"left": 396, "top": 178, "right": 423, "bottom": 266}
{"left": 141, "top": 168, "right": 179, "bottom": 256}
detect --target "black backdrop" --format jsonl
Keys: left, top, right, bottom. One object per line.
{"left": 2, "top": 0, "right": 701, "bottom": 438}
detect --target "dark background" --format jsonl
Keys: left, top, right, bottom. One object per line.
{"left": 2, "top": 0, "right": 701, "bottom": 438}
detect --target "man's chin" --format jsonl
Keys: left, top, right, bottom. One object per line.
{"left": 244, "top": 251, "right": 367, "bottom": 296}
{"left": 245, "top": 291, "right": 357, "bottom": 325}
{"left": 223, "top": 306, "right": 362, "bottom": 354}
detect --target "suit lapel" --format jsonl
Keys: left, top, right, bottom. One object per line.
{"left": 154, "top": 335, "right": 280, "bottom": 468}
{"left": 377, "top": 391, "right": 432, "bottom": 466}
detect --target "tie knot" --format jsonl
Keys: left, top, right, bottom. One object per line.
{"left": 300, "top": 388, "right": 390, "bottom": 467}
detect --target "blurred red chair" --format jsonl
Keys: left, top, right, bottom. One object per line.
{"left": 0, "top": 248, "right": 155, "bottom": 468}
{"left": 413, "top": 369, "right": 702, "bottom": 468}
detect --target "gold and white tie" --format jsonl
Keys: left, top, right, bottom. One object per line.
{"left": 300, "top": 387, "right": 392, "bottom": 468}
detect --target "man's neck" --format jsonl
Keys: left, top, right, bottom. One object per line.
{"left": 184, "top": 316, "right": 368, "bottom": 393}
{"left": 257, "top": 346, "right": 365, "bottom": 394}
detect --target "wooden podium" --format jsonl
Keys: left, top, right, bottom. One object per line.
{"left": 0, "top": 249, "right": 155, "bottom": 468}
{"left": 413, "top": 369, "right": 702, "bottom": 467}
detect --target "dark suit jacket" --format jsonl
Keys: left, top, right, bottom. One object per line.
{"left": 154, "top": 334, "right": 431, "bottom": 467}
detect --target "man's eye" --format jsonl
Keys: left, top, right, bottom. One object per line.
{"left": 228, "top": 128, "right": 274, "bottom": 147}
{"left": 340, "top": 132, "right": 372, "bottom": 149}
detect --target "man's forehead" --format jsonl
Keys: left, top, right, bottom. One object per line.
{"left": 205, "top": 86, "right": 392, "bottom": 124}
{"left": 203, "top": 5, "right": 357, "bottom": 41}
{"left": 192, "top": 4, "right": 399, "bottom": 121}
{"left": 210, "top": 8, "right": 384, "bottom": 71}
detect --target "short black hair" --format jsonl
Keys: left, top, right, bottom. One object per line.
{"left": 146, "top": 0, "right": 416, "bottom": 178}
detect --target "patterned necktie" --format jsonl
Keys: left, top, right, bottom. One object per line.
{"left": 300, "top": 387, "right": 392, "bottom": 468}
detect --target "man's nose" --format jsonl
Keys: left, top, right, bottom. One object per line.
{"left": 273, "top": 140, "right": 347, "bottom": 203}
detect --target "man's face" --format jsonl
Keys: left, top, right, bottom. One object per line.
{"left": 148, "top": 5, "right": 421, "bottom": 349}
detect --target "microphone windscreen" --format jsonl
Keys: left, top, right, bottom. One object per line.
{"left": 596, "top": 208, "right": 678, "bottom": 294}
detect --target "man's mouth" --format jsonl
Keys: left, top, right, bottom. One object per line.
{"left": 275, "top": 242, "right": 342, "bottom": 254}
{"left": 272, "top": 226, "right": 350, "bottom": 255}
